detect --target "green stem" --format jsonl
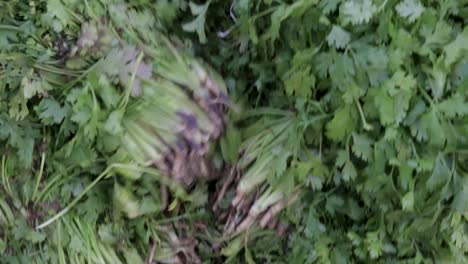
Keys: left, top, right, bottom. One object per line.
{"left": 355, "top": 99, "right": 373, "bottom": 131}
{"left": 1, "top": 155, "right": 12, "bottom": 197}
{"left": 62, "top": 60, "right": 100, "bottom": 94}
{"left": 418, "top": 86, "right": 435, "bottom": 107}
{"left": 31, "top": 150, "right": 46, "bottom": 202}
{"left": 119, "top": 52, "right": 144, "bottom": 110}
{"left": 346, "top": 135, "right": 351, "bottom": 161}
{"left": 409, "top": 138, "right": 420, "bottom": 160}
{"left": 34, "top": 64, "right": 81, "bottom": 76}
{"left": 153, "top": 211, "right": 205, "bottom": 225}
{"left": 36, "top": 166, "right": 113, "bottom": 229}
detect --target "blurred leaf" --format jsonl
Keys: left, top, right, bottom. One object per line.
{"left": 182, "top": 1, "right": 212, "bottom": 43}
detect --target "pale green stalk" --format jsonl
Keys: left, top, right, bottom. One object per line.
{"left": 237, "top": 155, "right": 273, "bottom": 195}
{"left": 31, "top": 150, "right": 46, "bottom": 202}
{"left": 122, "top": 134, "right": 149, "bottom": 165}
{"left": 125, "top": 120, "right": 168, "bottom": 153}
{"left": 36, "top": 166, "right": 113, "bottom": 229}
{"left": 249, "top": 188, "right": 284, "bottom": 215}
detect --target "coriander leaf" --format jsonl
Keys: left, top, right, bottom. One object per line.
{"left": 425, "top": 59, "right": 447, "bottom": 99}
{"left": 438, "top": 93, "right": 468, "bottom": 118}
{"left": 35, "top": 99, "right": 66, "bottom": 125}
{"left": 374, "top": 88, "right": 394, "bottom": 125}
{"left": 401, "top": 191, "right": 414, "bottom": 211}
{"left": 352, "top": 133, "right": 373, "bottom": 162}
{"left": 0, "top": 29, "right": 18, "bottom": 50}
{"left": 304, "top": 208, "right": 326, "bottom": 238}
{"left": 422, "top": 21, "right": 452, "bottom": 48}
{"left": 262, "top": 0, "right": 318, "bottom": 44}
{"left": 325, "top": 195, "right": 344, "bottom": 216}
{"left": 305, "top": 175, "right": 323, "bottom": 190}
{"left": 365, "top": 231, "right": 383, "bottom": 259}
{"left": 327, "top": 25, "right": 351, "bottom": 49}
{"left": 104, "top": 111, "right": 123, "bottom": 135}
{"left": 262, "top": 5, "right": 287, "bottom": 43}
{"left": 421, "top": 109, "right": 446, "bottom": 147}
{"left": 342, "top": 160, "right": 357, "bottom": 181}
{"left": 443, "top": 28, "right": 468, "bottom": 67}
{"left": 340, "top": 0, "right": 377, "bottom": 25}
{"left": 326, "top": 105, "right": 356, "bottom": 141}
{"left": 451, "top": 178, "right": 468, "bottom": 213}
{"left": 88, "top": 72, "right": 119, "bottom": 108}
{"left": 182, "top": 1, "right": 212, "bottom": 43}
{"left": 46, "top": 0, "right": 72, "bottom": 32}
{"left": 283, "top": 66, "right": 315, "bottom": 97}
{"left": 319, "top": 0, "right": 342, "bottom": 14}
{"left": 395, "top": 0, "right": 425, "bottom": 23}
{"left": 16, "top": 137, "right": 35, "bottom": 168}
{"left": 100, "top": 46, "right": 152, "bottom": 96}
{"left": 0, "top": 116, "right": 38, "bottom": 167}
{"left": 426, "top": 155, "right": 451, "bottom": 190}
{"left": 335, "top": 150, "right": 348, "bottom": 168}
{"left": 398, "top": 165, "right": 413, "bottom": 191}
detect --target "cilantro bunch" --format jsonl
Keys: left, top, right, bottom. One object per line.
{"left": 1, "top": 0, "right": 468, "bottom": 263}
{"left": 190, "top": 0, "right": 468, "bottom": 262}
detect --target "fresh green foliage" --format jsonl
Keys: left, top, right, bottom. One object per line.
{"left": 192, "top": 0, "right": 468, "bottom": 262}
{"left": 1, "top": 0, "right": 467, "bottom": 263}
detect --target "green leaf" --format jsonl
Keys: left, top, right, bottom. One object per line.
{"left": 443, "top": 28, "right": 468, "bottom": 67}
{"left": 93, "top": 75, "right": 120, "bottom": 109}
{"left": 104, "top": 111, "right": 123, "bottom": 135}
{"left": 352, "top": 133, "right": 373, "bottom": 162}
{"left": 0, "top": 117, "right": 37, "bottom": 167}
{"left": 340, "top": 0, "right": 377, "bottom": 25}
{"left": 304, "top": 208, "right": 326, "bottom": 238}
{"left": 113, "top": 183, "right": 140, "bottom": 218}
{"left": 374, "top": 88, "right": 394, "bottom": 125}
{"left": 327, "top": 25, "right": 351, "bottom": 49}
{"left": 422, "top": 21, "right": 452, "bottom": 47}
{"left": 21, "top": 72, "right": 53, "bottom": 99}
{"left": 182, "top": 1, "right": 212, "bottom": 43}
{"left": 398, "top": 165, "right": 413, "bottom": 191}
{"left": 222, "top": 236, "right": 243, "bottom": 257}
{"left": 438, "top": 93, "right": 468, "bottom": 118}
{"left": 452, "top": 178, "right": 468, "bottom": 213}
{"left": 426, "top": 156, "right": 451, "bottom": 190}
{"left": 374, "top": 71, "right": 416, "bottom": 125}
{"left": 325, "top": 195, "right": 344, "bottom": 216}
{"left": 365, "top": 231, "right": 383, "bottom": 259}
{"left": 46, "top": 0, "right": 72, "bottom": 31}
{"left": 395, "top": 0, "right": 425, "bottom": 23}
{"left": 283, "top": 66, "right": 315, "bottom": 97}
{"left": 245, "top": 246, "right": 256, "bottom": 264}
{"left": 342, "top": 160, "right": 357, "bottom": 181}
{"left": 319, "top": 0, "right": 342, "bottom": 14}
{"left": 326, "top": 105, "right": 356, "bottom": 141}
{"left": 35, "top": 99, "right": 67, "bottom": 125}
{"left": 0, "top": 28, "right": 18, "bottom": 50}
{"left": 345, "top": 198, "right": 365, "bottom": 220}
{"left": 27, "top": 230, "right": 46, "bottom": 243}
{"left": 262, "top": 0, "right": 318, "bottom": 43}
{"left": 401, "top": 191, "right": 414, "bottom": 211}
{"left": 420, "top": 109, "right": 446, "bottom": 147}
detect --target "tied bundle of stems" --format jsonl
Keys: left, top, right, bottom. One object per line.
{"left": 213, "top": 112, "right": 303, "bottom": 238}
{"left": 120, "top": 51, "right": 229, "bottom": 187}
{"left": 36, "top": 18, "right": 231, "bottom": 228}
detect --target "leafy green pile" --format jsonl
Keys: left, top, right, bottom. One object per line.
{"left": 1, "top": 0, "right": 468, "bottom": 263}
{"left": 1, "top": 1, "right": 230, "bottom": 262}
{"left": 195, "top": 0, "right": 468, "bottom": 262}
